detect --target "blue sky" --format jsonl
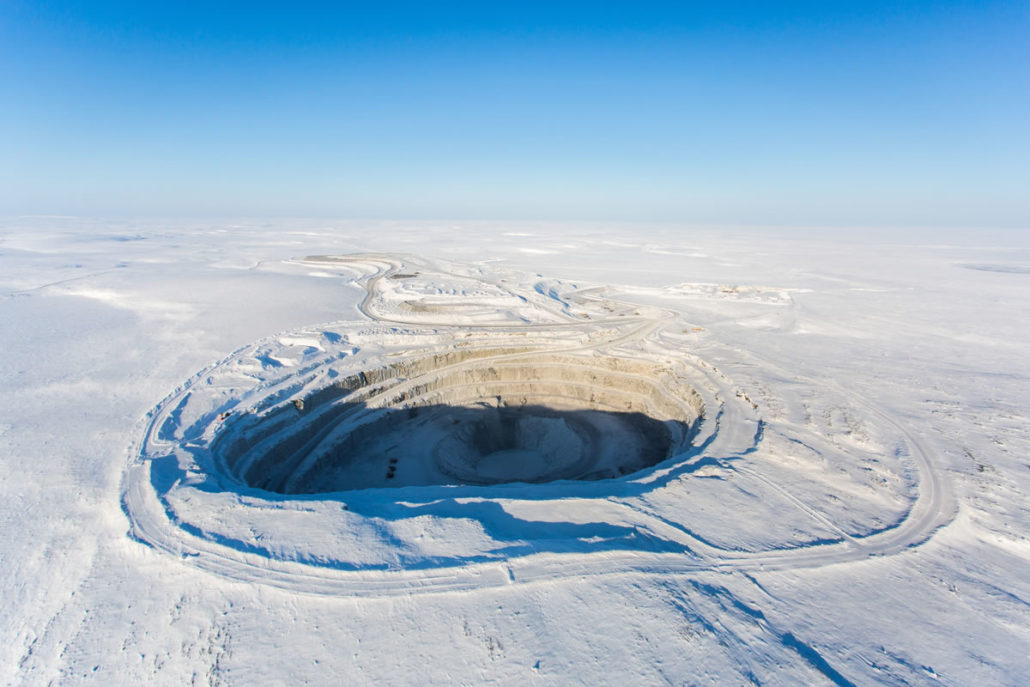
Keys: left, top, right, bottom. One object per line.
{"left": 2, "top": 1, "right": 1028, "bottom": 225}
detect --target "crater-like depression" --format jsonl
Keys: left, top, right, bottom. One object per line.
{"left": 213, "top": 351, "right": 705, "bottom": 493}
{"left": 124, "top": 256, "right": 932, "bottom": 591}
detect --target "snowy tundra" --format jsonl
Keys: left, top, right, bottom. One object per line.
{"left": 2, "top": 218, "right": 1028, "bottom": 685}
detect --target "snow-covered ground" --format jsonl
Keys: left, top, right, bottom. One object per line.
{"left": 2, "top": 218, "right": 1029, "bottom": 685}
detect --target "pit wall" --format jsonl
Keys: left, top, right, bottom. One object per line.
{"left": 210, "top": 349, "right": 706, "bottom": 493}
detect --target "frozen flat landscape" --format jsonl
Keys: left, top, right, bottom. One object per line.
{"left": 2, "top": 218, "right": 1028, "bottom": 685}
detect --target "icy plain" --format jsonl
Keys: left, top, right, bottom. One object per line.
{"left": 2, "top": 218, "right": 1029, "bottom": 685}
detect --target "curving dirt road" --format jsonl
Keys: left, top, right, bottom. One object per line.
{"left": 121, "top": 254, "right": 956, "bottom": 597}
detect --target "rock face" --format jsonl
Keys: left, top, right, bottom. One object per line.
{"left": 215, "top": 351, "right": 703, "bottom": 493}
